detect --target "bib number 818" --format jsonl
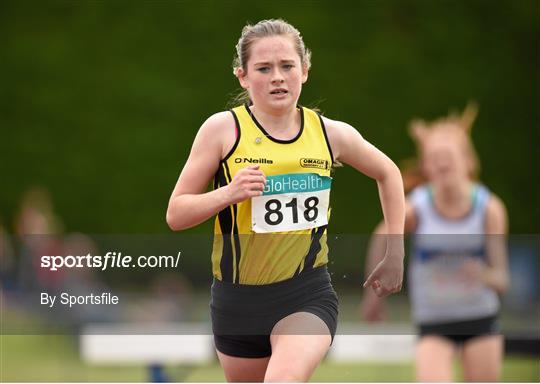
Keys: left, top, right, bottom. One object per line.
{"left": 264, "top": 197, "right": 319, "bottom": 226}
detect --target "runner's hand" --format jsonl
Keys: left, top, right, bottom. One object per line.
{"left": 225, "top": 165, "right": 266, "bottom": 204}
{"left": 363, "top": 254, "right": 403, "bottom": 298}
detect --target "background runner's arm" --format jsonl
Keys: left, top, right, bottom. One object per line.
{"left": 166, "top": 112, "right": 265, "bottom": 231}
{"left": 469, "top": 194, "right": 509, "bottom": 293}
{"left": 365, "top": 202, "right": 417, "bottom": 277}
{"left": 361, "top": 202, "right": 416, "bottom": 321}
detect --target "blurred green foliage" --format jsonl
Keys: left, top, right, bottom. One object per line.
{"left": 1, "top": 0, "right": 538, "bottom": 234}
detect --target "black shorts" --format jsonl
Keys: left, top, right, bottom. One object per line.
{"left": 418, "top": 315, "right": 500, "bottom": 345}
{"left": 210, "top": 265, "right": 339, "bottom": 358}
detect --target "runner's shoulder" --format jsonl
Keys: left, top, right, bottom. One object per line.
{"left": 195, "top": 111, "right": 237, "bottom": 158}
{"left": 319, "top": 115, "right": 363, "bottom": 160}
{"left": 320, "top": 115, "right": 362, "bottom": 138}
{"left": 198, "top": 111, "right": 235, "bottom": 137}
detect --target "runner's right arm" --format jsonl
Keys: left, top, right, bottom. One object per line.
{"left": 166, "top": 112, "right": 266, "bottom": 231}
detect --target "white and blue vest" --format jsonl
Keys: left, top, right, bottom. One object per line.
{"left": 408, "top": 184, "right": 500, "bottom": 324}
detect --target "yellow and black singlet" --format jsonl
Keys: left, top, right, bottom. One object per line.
{"left": 212, "top": 104, "right": 334, "bottom": 285}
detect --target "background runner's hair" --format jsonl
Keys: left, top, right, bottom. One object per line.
{"left": 228, "top": 19, "right": 312, "bottom": 108}
{"left": 401, "top": 102, "right": 480, "bottom": 193}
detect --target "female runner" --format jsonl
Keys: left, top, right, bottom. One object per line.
{"left": 362, "top": 104, "right": 509, "bottom": 382}
{"left": 168, "top": 19, "right": 405, "bottom": 382}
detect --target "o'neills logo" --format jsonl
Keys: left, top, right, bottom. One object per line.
{"left": 300, "top": 158, "right": 330, "bottom": 170}
{"left": 234, "top": 157, "right": 274, "bottom": 164}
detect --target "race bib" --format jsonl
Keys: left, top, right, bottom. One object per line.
{"left": 422, "top": 255, "right": 482, "bottom": 305}
{"left": 251, "top": 173, "right": 332, "bottom": 233}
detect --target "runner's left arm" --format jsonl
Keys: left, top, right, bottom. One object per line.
{"left": 479, "top": 194, "right": 509, "bottom": 293}
{"left": 324, "top": 118, "right": 405, "bottom": 297}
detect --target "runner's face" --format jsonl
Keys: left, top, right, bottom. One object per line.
{"left": 422, "top": 130, "right": 471, "bottom": 187}
{"left": 238, "top": 35, "right": 307, "bottom": 111}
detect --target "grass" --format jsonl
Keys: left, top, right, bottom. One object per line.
{"left": 1, "top": 335, "right": 538, "bottom": 382}
{"left": 182, "top": 358, "right": 539, "bottom": 382}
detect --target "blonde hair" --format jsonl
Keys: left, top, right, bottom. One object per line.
{"left": 229, "top": 19, "right": 312, "bottom": 107}
{"left": 402, "top": 102, "right": 481, "bottom": 193}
